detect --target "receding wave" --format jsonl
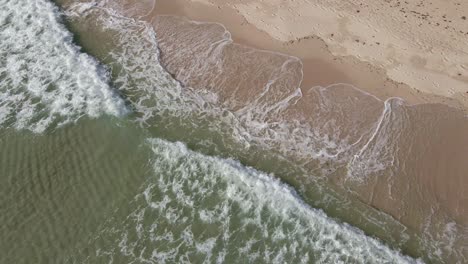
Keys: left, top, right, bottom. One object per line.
{"left": 61, "top": 1, "right": 468, "bottom": 262}
{"left": 152, "top": 14, "right": 468, "bottom": 263}
{"left": 1, "top": 0, "right": 464, "bottom": 263}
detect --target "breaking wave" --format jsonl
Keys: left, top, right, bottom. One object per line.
{"left": 69, "top": 138, "right": 420, "bottom": 264}
{"left": 62, "top": 1, "right": 468, "bottom": 262}
{"left": 0, "top": 0, "right": 127, "bottom": 132}
{"left": 1, "top": 0, "right": 465, "bottom": 262}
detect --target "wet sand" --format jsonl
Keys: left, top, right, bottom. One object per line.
{"left": 153, "top": 0, "right": 468, "bottom": 111}
{"left": 150, "top": 12, "right": 468, "bottom": 218}
{"left": 144, "top": 0, "right": 468, "bottom": 216}
{"left": 147, "top": 0, "right": 468, "bottom": 113}
{"left": 65, "top": 0, "right": 468, "bottom": 260}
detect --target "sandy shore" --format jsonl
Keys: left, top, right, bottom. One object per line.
{"left": 137, "top": 1, "right": 468, "bottom": 258}
{"left": 139, "top": 0, "right": 468, "bottom": 221}
{"left": 55, "top": 0, "right": 468, "bottom": 260}
{"left": 145, "top": 0, "right": 468, "bottom": 112}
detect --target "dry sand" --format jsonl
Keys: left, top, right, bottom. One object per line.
{"left": 143, "top": 0, "right": 468, "bottom": 220}
{"left": 93, "top": 0, "right": 468, "bottom": 259}
{"left": 133, "top": 1, "right": 468, "bottom": 258}
{"left": 148, "top": 0, "right": 468, "bottom": 112}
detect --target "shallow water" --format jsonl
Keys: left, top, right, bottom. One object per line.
{"left": 1, "top": 0, "right": 467, "bottom": 263}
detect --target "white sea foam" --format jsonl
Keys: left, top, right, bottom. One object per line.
{"left": 0, "top": 0, "right": 127, "bottom": 132}
{"left": 75, "top": 5, "right": 357, "bottom": 178}
{"left": 62, "top": 2, "right": 467, "bottom": 262}
{"left": 65, "top": 1, "right": 365, "bottom": 175}
{"left": 347, "top": 97, "right": 407, "bottom": 182}
{"left": 71, "top": 138, "right": 421, "bottom": 263}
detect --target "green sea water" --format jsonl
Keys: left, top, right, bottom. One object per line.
{"left": 1, "top": 0, "right": 464, "bottom": 263}
{"left": 0, "top": 118, "right": 151, "bottom": 263}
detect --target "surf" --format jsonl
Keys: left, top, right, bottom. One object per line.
{"left": 60, "top": 0, "right": 468, "bottom": 262}
{"left": 68, "top": 138, "right": 420, "bottom": 263}
{"left": 1, "top": 0, "right": 467, "bottom": 263}
{"left": 0, "top": 0, "right": 127, "bottom": 133}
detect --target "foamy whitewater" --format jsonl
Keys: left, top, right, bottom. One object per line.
{"left": 1, "top": 0, "right": 467, "bottom": 263}
{"left": 67, "top": 138, "right": 419, "bottom": 263}
{"left": 0, "top": 0, "right": 126, "bottom": 132}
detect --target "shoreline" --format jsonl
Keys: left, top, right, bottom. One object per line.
{"left": 145, "top": 0, "right": 468, "bottom": 226}
{"left": 52, "top": 0, "right": 468, "bottom": 261}
{"left": 147, "top": 0, "right": 468, "bottom": 113}
{"left": 141, "top": 2, "right": 468, "bottom": 259}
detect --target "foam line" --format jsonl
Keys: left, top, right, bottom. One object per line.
{"left": 0, "top": 0, "right": 127, "bottom": 132}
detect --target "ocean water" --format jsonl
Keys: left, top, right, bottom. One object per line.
{"left": 1, "top": 0, "right": 467, "bottom": 263}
